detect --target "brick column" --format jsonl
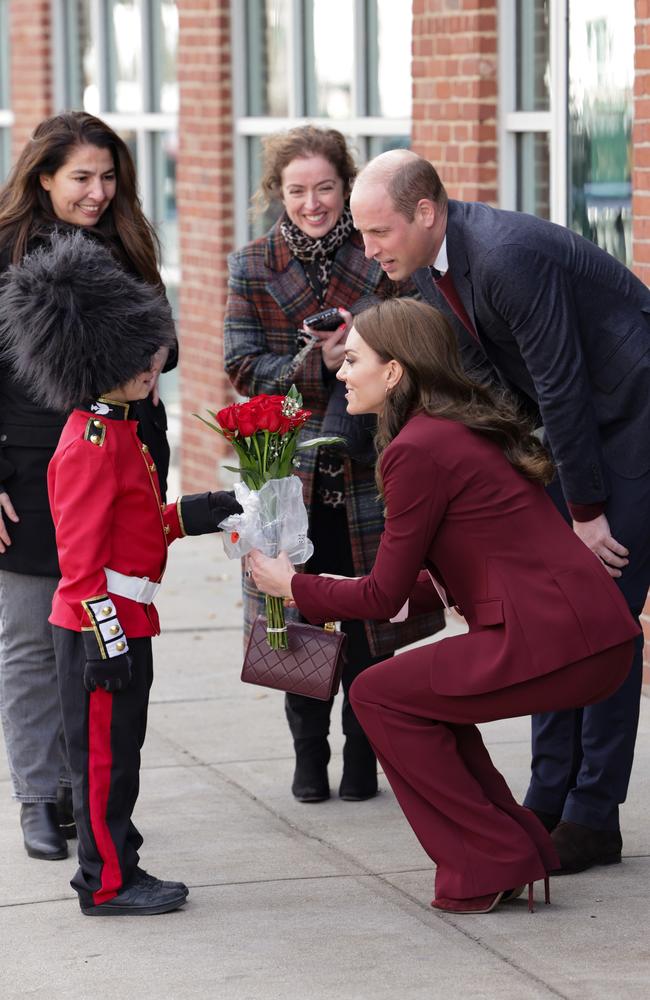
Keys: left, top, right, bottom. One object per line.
{"left": 633, "top": 0, "right": 650, "bottom": 682}
{"left": 411, "top": 0, "right": 498, "bottom": 203}
{"left": 9, "top": 0, "right": 53, "bottom": 159}
{"left": 176, "top": 0, "right": 235, "bottom": 492}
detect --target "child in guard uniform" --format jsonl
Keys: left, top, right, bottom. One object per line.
{"left": 0, "top": 231, "right": 242, "bottom": 916}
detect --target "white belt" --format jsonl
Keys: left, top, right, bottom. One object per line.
{"left": 104, "top": 568, "right": 161, "bottom": 604}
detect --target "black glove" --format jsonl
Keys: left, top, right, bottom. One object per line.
{"left": 84, "top": 653, "right": 132, "bottom": 693}
{"left": 180, "top": 490, "right": 243, "bottom": 535}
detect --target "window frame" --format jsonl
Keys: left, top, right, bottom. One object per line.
{"left": 230, "top": 0, "right": 412, "bottom": 245}
{"left": 498, "top": 0, "right": 568, "bottom": 223}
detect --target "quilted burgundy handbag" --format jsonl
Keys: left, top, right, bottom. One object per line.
{"left": 241, "top": 615, "right": 346, "bottom": 700}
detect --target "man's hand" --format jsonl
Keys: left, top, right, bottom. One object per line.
{"left": 0, "top": 489, "right": 19, "bottom": 554}
{"left": 84, "top": 652, "right": 132, "bottom": 693}
{"left": 573, "top": 513, "right": 629, "bottom": 578}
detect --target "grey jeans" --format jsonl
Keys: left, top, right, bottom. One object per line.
{"left": 0, "top": 569, "right": 70, "bottom": 801}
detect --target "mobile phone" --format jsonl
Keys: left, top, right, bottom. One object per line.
{"left": 303, "top": 307, "right": 343, "bottom": 332}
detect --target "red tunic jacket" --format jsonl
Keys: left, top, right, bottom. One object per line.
{"left": 48, "top": 403, "right": 184, "bottom": 639}
{"left": 292, "top": 413, "right": 639, "bottom": 696}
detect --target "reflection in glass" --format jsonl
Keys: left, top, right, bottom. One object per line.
{"left": 118, "top": 129, "right": 138, "bottom": 171}
{"left": 367, "top": 135, "right": 410, "bottom": 161}
{"left": 304, "top": 0, "right": 353, "bottom": 118}
{"left": 247, "top": 136, "right": 283, "bottom": 240}
{"left": 107, "top": 0, "right": 143, "bottom": 113}
{"left": 246, "top": 0, "right": 289, "bottom": 117}
{"left": 569, "top": 1, "right": 633, "bottom": 266}
{"left": 152, "top": 0, "right": 179, "bottom": 113}
{"left": 367, "top": 0, "right": 412, "bottom": 118}
{"left": 152, "top": 131, "right": 179, "bottom": 270}
{"left": 0, "top": 0, "right": 9, "bottom": 107}
{"left": 516, "top": 0, "right": 550, "bottom": 112}
{"left": 516, "top": 132, "right": 550, "bottom": 219}
{"left": 59, "top": 0, "right": 97, "bottom": 112}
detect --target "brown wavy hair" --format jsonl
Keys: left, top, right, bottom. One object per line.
{"left": 353, "top": 298, "right": 554, "bottom": 488}
{"left": 0, "top": 111, "right": 161, "bottom": 285}
{"left": 251, "top": 124, "right": 357, "bottom": 216}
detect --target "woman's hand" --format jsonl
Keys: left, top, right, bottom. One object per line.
{"left": 249, "top": 549, "right": 296, "bottom": 597}
{"left": 318, "top": 308, "right": 353, "bottom": 373}
{"left": 0, "top": 489, "right": 19, "bottom": 553}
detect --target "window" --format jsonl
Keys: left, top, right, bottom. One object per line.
{"left": 0, "top": 0, "right": 11, "bottom": 181}
{"left": 568, "top": 1, "right": 634, "bottom": 266}
{"left": 52, "top": 0, "right": 180, "bottom": 442}
{"left": 232, "top": 0, "right": 413, "bottom": 242}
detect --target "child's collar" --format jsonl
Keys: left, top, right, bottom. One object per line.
{"left": 88, "top": 397, "right": 132, "bottom": 421}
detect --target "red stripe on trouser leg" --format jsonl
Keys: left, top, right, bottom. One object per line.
{"left": 88, "top": 689, "right": 122, "bottom": 905}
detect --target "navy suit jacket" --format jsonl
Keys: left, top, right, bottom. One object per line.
{"left": 412, "top": 200, "right": 650, "bottom": 507}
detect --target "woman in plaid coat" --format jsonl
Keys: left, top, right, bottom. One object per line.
{"left": 224, "top": 126, "right": 441, "bottom": 803}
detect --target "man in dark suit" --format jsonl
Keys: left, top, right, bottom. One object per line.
{"left": 349, "top": 149, "right": 650, "bottom": 875}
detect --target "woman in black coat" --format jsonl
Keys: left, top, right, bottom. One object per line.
{"left": 0, "top": 112, "right": 176, "bottom": 860}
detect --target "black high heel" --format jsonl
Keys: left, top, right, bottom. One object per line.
{"left": 527, "top": 876, "right": 551, "bottom": 913}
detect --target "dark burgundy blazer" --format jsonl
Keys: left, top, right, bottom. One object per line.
{"left": 292, "top": 413, "right": 639, "bottom": 696}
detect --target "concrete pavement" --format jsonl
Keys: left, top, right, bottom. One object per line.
{"left": 1, "top": 529, "right": 649, "bottom": 1000}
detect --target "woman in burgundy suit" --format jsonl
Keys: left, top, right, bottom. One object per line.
{"left": 250, "top": 298, "right": 638, "bottom": 915}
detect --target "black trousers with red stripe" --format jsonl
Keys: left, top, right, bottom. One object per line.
{"left": 53, "top": 626, "right": 153, "bottom": 908}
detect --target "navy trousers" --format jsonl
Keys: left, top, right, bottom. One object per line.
{"left": 53, "top": 626, "right": 153, "bottom": 908}
{"left": 524, "top": 467, "right": 650, "bottom": 831}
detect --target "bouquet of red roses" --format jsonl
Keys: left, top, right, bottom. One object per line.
{"left": 196, "top": 386, "right": 340, "bottom": 648}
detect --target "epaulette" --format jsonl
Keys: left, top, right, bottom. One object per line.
{"left": 84, "top": 417, "right": 106, "bottom": 447}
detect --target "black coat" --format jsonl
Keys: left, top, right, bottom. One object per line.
{"left": 0, "top": 227, "right": 176, "bottom": 577}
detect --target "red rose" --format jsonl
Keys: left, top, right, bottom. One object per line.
{"left": 217, "top": 404, "right": 238, "bottom": 432}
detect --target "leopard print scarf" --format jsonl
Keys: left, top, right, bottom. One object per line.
{"left": 280, "top": 206, "right": 354, "bottom": 298}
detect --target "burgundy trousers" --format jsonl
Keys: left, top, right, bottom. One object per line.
{"left": 350, "top": 639, "right": 634, "bottom": 901}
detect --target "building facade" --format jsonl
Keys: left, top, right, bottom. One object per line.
{"left": 1, "top": 0, "right": 648, "bottom": 671}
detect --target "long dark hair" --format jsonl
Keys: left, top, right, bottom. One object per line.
{"left": 0, "top": 111, "right": 161, "bottom": 285}
{"left": 353, "top": 298, "right": 554, "bottom": 488}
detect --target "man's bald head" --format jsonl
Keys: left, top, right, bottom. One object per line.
{"left": 352, "top": 150, "right": 447, "bottom": 221}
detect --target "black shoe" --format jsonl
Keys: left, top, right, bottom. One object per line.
{"left": 339, "top": 734, "right": 378, "bottom": 802}
{"left": 56, "top": 786, "right": 77, "bottom": 840}
{"left": 291, "top": 737, "right": 330, "bottom": 803}
{"left": 20, "top": 803, "right": 68, "bottom": 860}
{"left": 529, "top": 807, "right": 561, "bottom": 833}
{"left": 79, "top": 874, "right": 189, "bottom": 916}
{"left": 550, "top": 821, "right": 623, "bottom": 875}
{"left": 133, "top": 866, "right": 189, "bottom": 897}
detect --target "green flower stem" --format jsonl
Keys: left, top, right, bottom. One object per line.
{"left": 265, "top": 594, "right": 288, "bottom": 650}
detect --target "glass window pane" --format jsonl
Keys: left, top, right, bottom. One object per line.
{"left": 152, "top": 131, "right": 179, "bottom": 270}
{"left": 367, "top": 135, "right": 410, "bottom": 159}
{"left": 118, "top": 129, "right": 139, "bottom": 170}
{"left": 304, "top": 0, "right": 354, "bottom": 118}
{"left": 516, "top": 0, "right": 550, "bottom": 112}
{"left": 247, "top": 136, "right": 283, "bottom": 239}
{"left": 367, "top": 0, "right": 412, "bottom": 118}
{"left": 246, "top": 0, "right": 290, "bottom": 117}
{"left": 568, "top": 1, "right": 633, "bottom": 266}
{"left": 151, "top": 0, "right": 179, "bottom": 113}
{"left": 516, "top": 132, "right": 550, "bottom": 219}
{"left": 61, "top": 0, "right": 97, "bottom": 112}
{"left": 107, "top": 0, "right": 143, "bottom": 113}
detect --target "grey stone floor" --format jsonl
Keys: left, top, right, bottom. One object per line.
{"left": 1, "top": 533, "right": 648, "bottom": 1000}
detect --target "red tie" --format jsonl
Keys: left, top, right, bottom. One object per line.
{"left": 435, "top": 271, "right": 479, "bottom": 342}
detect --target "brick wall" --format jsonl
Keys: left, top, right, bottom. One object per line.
{"left": 176, "top": 0, "right": 235, "bottom": 492}
{"left": 411, "top": 0, "right": 498, "bottom": 203}
{"left": 9, "top": 0, "right": 52, "bottom": 157}
{"left": 633, "top": 0, "right": 650, "bottom": 682}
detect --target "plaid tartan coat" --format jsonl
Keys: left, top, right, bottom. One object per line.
{"left": 224, "top": 219, "right": 444, "bottom": 656}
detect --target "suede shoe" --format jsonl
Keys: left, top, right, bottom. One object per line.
{"left": 133, "top": 866, "right": 189, "bottom": 897}
{"left": 79, "top": 874, "right": 188, "bottom": 916}
{"left": 550, "top": 821, "right": 622, "bottom": 875}
{"left": 20, "top": 803, "right": 68, "bottom": 860}
{"left": 291, "top": 737, "right": 330, "bottom": 803}
{"left": 339, "top": 734, "right": 378, "bottom": 801}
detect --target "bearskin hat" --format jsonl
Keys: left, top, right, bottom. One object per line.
{"left": 0, "top": 229, "right": 176, "bottom": 412}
